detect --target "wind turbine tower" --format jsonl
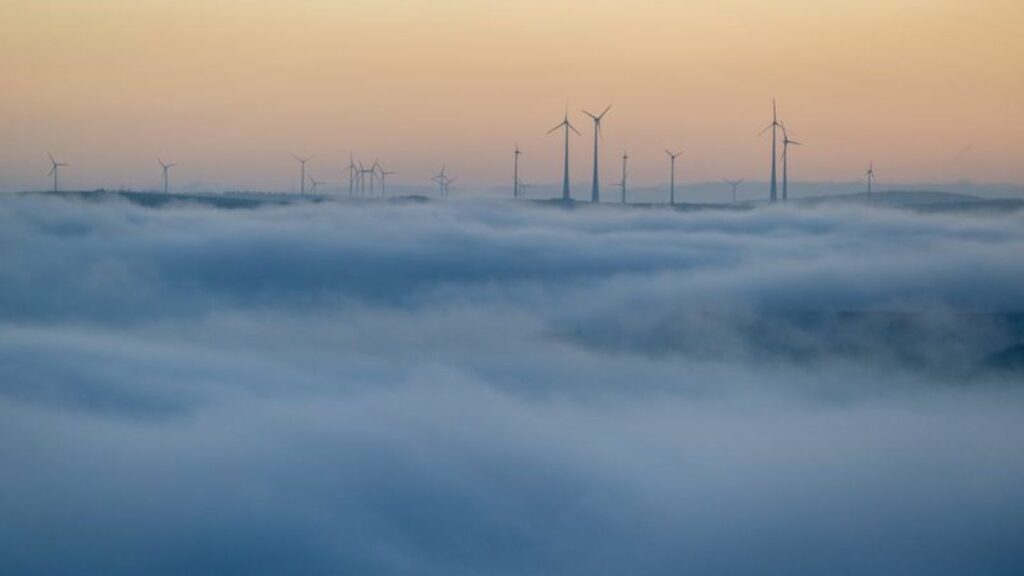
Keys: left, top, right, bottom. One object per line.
{"left": 347, "top": 154, "right": 358, "bottom": 197}
{"left": 619, "top": 149, "right": 629, "bottom": 204}
{"left": 666, "top": 150, "right": 683, "bottom": 205}
{"left": 866, "top": 162, "right": 876, "bottom": 201}
{"left": 513, "top": 142, "right": 522, "bottom": 199}
{"left": 781, "top": 126, "right": 801, "bottom": 203}
{"left": 760, "top": 99, "right": 783, "bottom": 203}
{"left": 292, "top": 154, "right": 315, "bottom": 195}
{"left": 158, "top": 159, "right": 177, "bottom": 194}
{"left": 47, "top": 153, "right": 68, "bottom": 193}
{"left": 583, "top": 105, "right": 612, "bottom": 203}
{"left": 547, "top": 109, "right": 581, "bottom": 201}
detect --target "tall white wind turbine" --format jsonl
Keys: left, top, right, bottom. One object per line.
{"left": 583, "top": 105, "right": 612, "bottom": 203}
{"left": 759, "top": 99, "right": 783, "bottom": 203}
{"left": 547, "top": 109, "right": 581, "bottom": 201}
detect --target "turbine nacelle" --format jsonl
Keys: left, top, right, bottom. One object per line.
{"left": 583, "top": 105, "right": 613, "bottom": 138}
{"left": 547, "top": 116, "right": 581, "bottom": 136}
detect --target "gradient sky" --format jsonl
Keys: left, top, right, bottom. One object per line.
{"left": 2, "top": 0, "right": 1022, "bottom": 192}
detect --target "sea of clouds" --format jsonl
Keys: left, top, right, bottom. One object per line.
{"left": 1, "top": 194, "right": 1023, "bottom": 575}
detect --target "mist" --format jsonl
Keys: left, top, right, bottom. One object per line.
{"left": 2, "top": 194, "right": 1023, "bottom": 575}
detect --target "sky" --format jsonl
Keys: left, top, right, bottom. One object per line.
{"left": 2, "top": 0, "right": 1023, "bottom": 192}
{"left": 2, "top": 194, "right": 1024, "bottom": 574}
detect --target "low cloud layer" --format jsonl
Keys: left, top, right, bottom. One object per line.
{"left": 1, "top": 195, "right": 1023, "bottom": 575}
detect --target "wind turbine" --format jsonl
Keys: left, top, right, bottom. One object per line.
{"left": 292, "top": 154, "right": 315, "bottom": 195}
{"left": 547, "top": 108, "right": 581, "bottom": 201}
{"left": 47, "top": 153, "right": 68, "bottom": 193}
{"left": 866, "top": 162, "right": 876, "bottom": 201}
{"left": 376, "top": 162, "right": 396, "bottom": 196}
{"left": 781, "top": 125, "right": 801, "bottom": 203}
{"left": 309, "top": 175, "right": 326, "bottom": 195}
{"left": 356, "top": 160, "right": 367, "bottom": 195}
{"left": 759, "top": 99, "right": 783, "bottom": 203}
{"left": 583, "top": 105, "right": 612, "bottom": 203}
{"left": 513, "top": 142, "right": 522, "bottom": 199}
{"left": 158, "top": 159, "right": 177, "bottom": 194}
{"left": 618, "top": 149, "right": 629, "bottom": 204}
{"left": 433, "top": 165, "right": 452, "bottom": 197}
{"left": 723, "top": 178, "right": 746, "bottom": 203}
{"left": 347, "top": 153, "right": 358, "bottom": 197}
{"left": 666, "top": 150, "right": 683, "bottom": 205}
{"left": 369, "top": 160, "right": 383, "bottom": 196}
{"left": 356, "top": 160, "right": 376, "bottom": 196}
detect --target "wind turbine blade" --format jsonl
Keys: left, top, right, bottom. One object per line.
{"left": 568, "top": 122, "right": 581, "bottom": 136}
{"left": 48, "top": 152, "right": 56, "bottom": 165}
{"left": 547, "top": 122, "right": 565, "bottom": 135}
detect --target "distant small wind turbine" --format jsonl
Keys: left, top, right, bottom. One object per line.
{"left": 357, "top": 161, "right": 377, "bottom": 196}
{"left": 292, "top": 154, "right": 315, "bottom": 195}
{"left": 547, "top": 108, "right": 581, "bottom": 201}
{"left": 158, "top": 159, "right": 177, "bottom": 194}
{"left": 376, "top": 162, "right": 396, "bottom": 196}
{"left": 433, "top": 164, "right": 454, "bottom": 198}
{"left": 866, "top": 162, "right": 876, "bottom": 201}
{"left": 347, "top": 153, "right": 358, "bottom": 197}
{"left": 369, "top": 160, "right": 384, "bottom": 195}
{"left": 309, "top": 175, "right": 326, "bottom": 195}
{"left": 618, "top": 149, "right": 629, "bottom": 204}
{"left": 513, "top": 142, "right": 522, "bottom": 199}
{"left": 759, "top": 99, "right": 783, "bottom": 203}
{"left": 723, "top": 178, "right": 746, "bottom": 203}
{"left": 47, "top": 153, "right": 68, "bottom": 193}
{"left": 781, "top": 126, "right": 801, "bottom": 203}
{"left": 666, "top": 149, "right": 683, "bottom": 205}
{"left": 583, "top": 105, "right": 612, "bottom": 203}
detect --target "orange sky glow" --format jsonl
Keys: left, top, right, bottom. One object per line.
{"left": 2, "top": 0, "right": 1022, "bottom": 192}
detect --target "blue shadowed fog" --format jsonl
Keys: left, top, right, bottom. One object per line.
{"left": 1, "top": 194, "right": 1024, "bottom": 575}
